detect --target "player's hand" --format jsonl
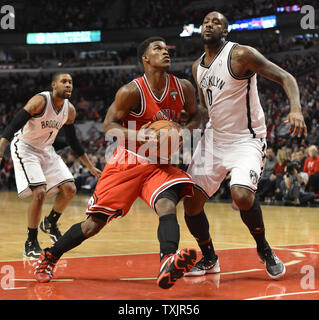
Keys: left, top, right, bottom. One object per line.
{"left": 284, "top": 111, "right": 307, "bottom": 138}
{"left": 89, "top": 166, "right": 102, "bottom": 178}
{"left": 137, "top": 122, "right": 157, "bottom": 144}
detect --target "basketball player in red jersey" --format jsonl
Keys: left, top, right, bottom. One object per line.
{"left": 34, "top": 37, "right": 201, "bottom": 289}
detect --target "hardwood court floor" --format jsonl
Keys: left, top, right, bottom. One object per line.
{"left": 0, "top": 191, "right": 318, "bottom": 300}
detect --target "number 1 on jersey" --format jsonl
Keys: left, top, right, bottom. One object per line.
{"left": 206, "top": 88, "right": 212, "bottom": 106}
{"left": 45, "top": 130, "right": 53, "bottom": 143}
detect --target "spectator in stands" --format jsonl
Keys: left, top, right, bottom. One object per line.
{"left": 273, "top": 149, "right": 290, "bottom": 200}
{"left": 295, "top": 149, "right": 307, "bottom": 169}
{"left": 281, "top": 161, "right": 315, "bottom": 206}
{"left": 303, "top": 145, "right": 319, "bottom": 177}
{"left": 304, "top": 145, "right": 319, "bottom": 195}
{"left": 257, "top": 148, "right": 277, "bottom": 201}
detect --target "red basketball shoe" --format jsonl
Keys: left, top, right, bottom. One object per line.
{"left": 34, "top": 248, "right": 59, "bottom": 283}
{"left": 157, "top": 247, "right": 197, "bottom": 289}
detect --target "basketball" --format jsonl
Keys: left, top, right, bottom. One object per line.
{"left": 148, "top": 120, "right": 182, "bottom": 159}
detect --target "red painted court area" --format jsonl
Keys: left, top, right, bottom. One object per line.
{"left": 1, "top": 244, "right": 319, "bottom": 300}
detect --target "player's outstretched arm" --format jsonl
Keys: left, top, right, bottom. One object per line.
{"left": 230, "top": 45, "right": 307, "bottom": 138}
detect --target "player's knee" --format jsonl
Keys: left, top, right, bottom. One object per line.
{"left": 155, "top": 198, "right": 176, "bottom": 217}
{"left": 81, "top": 216, "right": 106, "bottom": 238}
{"left": 183, "top": 189, "right": 206, "bottom": 216}
{"left": 32, "top": 186, "right": 46, "bottom": 203}
{"left": 231, "top": 187, "right": 254, "bottom": 211}
{"left": 184, "top": 197, "right": 200, "bottom": 216}
{"left": 61, "top": 182, "right": 77, "bottom": 198}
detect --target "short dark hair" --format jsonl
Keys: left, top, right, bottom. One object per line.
{"left": 137, "top": 36, "right": 166, "bottom": 64}
{"left": 52, "top": 72, "right": 72, "bottom": 82}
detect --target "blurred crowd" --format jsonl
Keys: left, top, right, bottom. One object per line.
{"left": 215, "top": 145, "right": 319, "bottom": 206}
{"left": 7, "top": 0, "right": 319, "bottom": 32}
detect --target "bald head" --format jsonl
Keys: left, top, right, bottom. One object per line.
{"left": 201, "top": 11, "right": 229, "bottom": 45}
{"left": 204, "top": 11, "right": 229, "bottom": 30}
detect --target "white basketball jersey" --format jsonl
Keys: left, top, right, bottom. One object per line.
{"left": 197, "top": 41, "right": 266, "bottom": 142}
{"left": 15, "top": 91, "right": 69, "bottom": 149}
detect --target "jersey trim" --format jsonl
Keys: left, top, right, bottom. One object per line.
{"left": 46, "top": 178, "right": 75, "bottom": 194}
{"left": 131, "top": 80, "right": 146, "bottom": 117}
{"left": 230, "top": 184, "right": 256, "bottom": 193}
{"left": 246, "top": 78, "right": 256, "bottom": 138}
{"left": 33, "top": 94, "right": 48, "bottom": 118}
{"left": 150, "top": 178, "right": 194, "bottom": 209}
{"left": 142, "top": 73, "right": 170, "bottom": 103}
{"left": 173, "top": 76, "right": 185, "bottom": 105}
{"left": 49, "top": 93, "right": 65, "bottom": 115}
{"left": 199, "top": 41, "right": 229, "bottom": 69}
{"left": 13, "top": 138, "right": 31, "bottom": 184}
{"left": 193, "top": 184, "right": 210, "bottom": 199}
{"left": 227, "top": 43, "right": 255, "bottom": 80}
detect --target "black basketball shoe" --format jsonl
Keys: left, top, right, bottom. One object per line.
{"left": 24, "top": 239, "right": 42, "bottom": 259}
{"left": 39, "top": 216, "right": 62, "bottom": 243}
{"left": 258, "top": 246, "right": 286, "bottom": 279}
{"left": 184, "top": 255, "right": 220, "bottom": 276}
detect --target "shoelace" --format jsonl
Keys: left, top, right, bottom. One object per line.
{"left": 262, "top": 249, "right": 277, "bottom": 266}
{"left": 47, "top": 222, "right": 61, "bottom": 234}
{"left": 35, "top": 253, "right": 57, "bottom": 274}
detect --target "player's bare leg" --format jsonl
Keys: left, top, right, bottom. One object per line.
{"left": 53, "top": 182, "right": 77, "bottom": 214}
{"left": 24, "top": 185, "right": 47, "bottom": 258}
{"left": 40, "top": 182, "right": 76, "bottom": 243}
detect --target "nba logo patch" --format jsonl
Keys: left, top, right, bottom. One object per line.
{"left": 219, "top": 59, "right": 223, "bottom": 67}
{"left": 249, "top": 170, "right": 258, "bottom": 185}
{"left": 170, "top": 90, "right": 178, "bottom": 101}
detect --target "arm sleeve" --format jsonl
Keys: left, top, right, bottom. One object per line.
{"left": 1, "top": 109, "right": 32, "bottom": 142}
{"left": 63, "top": 123, "right": 85, "bottom": 157}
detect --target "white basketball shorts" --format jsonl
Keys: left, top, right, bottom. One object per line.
{"left": 187, "top": 129, "right": 267, "bottom": 198}
{"left": 11, "top": 137, "right": 74, "bottom": 198}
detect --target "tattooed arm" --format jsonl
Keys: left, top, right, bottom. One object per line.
{"left": 230, "top": 45, "right": 307, "bottom": 137}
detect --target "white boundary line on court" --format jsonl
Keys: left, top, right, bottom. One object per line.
{"left": 2, "top": 243, "right": 318, "bottom": 299}
{"left": 245, "top": 290, "right": 319, "bottom": 300}
{"left": 1, "top": 242, "right": 319, "bottom": 263}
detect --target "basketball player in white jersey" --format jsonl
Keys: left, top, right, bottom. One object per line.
{"left": 183, "top": 12, "right": 307, "bottom": 279}
{"left": 0, "top": 73, "right": 101, "bottom": 258}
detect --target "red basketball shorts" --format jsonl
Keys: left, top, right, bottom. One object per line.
{"left": 86, "top": 147, "right": 194, "bottom": 223}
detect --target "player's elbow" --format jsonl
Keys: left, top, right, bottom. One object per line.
{"left": 281, "top": 71, "right": 297, "bottom": 86}
{"left": 103, "top": 119, "right": 113, "bottom": 134}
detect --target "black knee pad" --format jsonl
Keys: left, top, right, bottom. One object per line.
{"left": 154, "top": 183, "right": 187, "bottom": 211}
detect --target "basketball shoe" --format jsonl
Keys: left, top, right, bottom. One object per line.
{"left": 157, "top": 247, "right": 197, "bottom": 289}
{"left": 24, "top": 239, "right": 42, "bottom": 259}
{"left": 184, "top": 255, "right": 220, "bottom": 276}
{"left": 258, "top": 246, "right": 286, "bottom": 279}
{"left": 34, "top": 248, "right": 59, "bottom": 283}
{"left": 39, "top": 216, "right": 62, "bottom": 243}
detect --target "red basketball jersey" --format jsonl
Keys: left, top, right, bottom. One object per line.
{"left": 123, "top": 73, "right": 185, "bottom": 130}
